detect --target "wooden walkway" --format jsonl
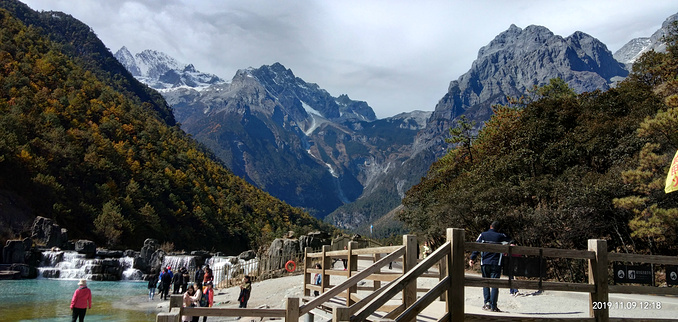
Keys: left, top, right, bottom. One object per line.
{"left": 158, "top": 228, "right": 678, "bottom": 321}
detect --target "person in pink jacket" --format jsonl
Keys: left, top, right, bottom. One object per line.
{"left": 70, "top": 279, "right": 92, "bottom": 322}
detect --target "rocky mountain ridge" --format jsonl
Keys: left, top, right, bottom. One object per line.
{"left": 613, "top": 13, "right": 678, "bottom": 67}
{"left": 154, "top": 61, "right": 426, "bottom": 218}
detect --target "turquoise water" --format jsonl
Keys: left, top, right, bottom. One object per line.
{"left": 0, "top": 279, "right": 157, "bottom": 321}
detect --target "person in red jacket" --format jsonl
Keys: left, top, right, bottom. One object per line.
{"left": 70, "top": 279, "right": 92, "bottom": 322}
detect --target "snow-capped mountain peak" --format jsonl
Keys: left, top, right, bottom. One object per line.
{"left": 113, "top": 47, "right": 225, "bottom": 90}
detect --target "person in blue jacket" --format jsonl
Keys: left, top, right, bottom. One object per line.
{"left": 469, "top": 221, "right": 511, "bottom": 312}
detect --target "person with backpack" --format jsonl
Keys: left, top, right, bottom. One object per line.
{"left": 199, "top": 282, "right": 214, "bottom": 322}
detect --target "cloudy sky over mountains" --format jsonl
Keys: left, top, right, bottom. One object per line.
{"left": 21, "top": 0, "right": 678, "bottom": 118}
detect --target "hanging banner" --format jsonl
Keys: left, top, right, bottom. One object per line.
{"left": 665, "top": 150, "right": 678, "bottom": 193}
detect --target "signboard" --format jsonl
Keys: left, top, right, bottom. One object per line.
{"left": 667, "top": 266, "right": 678, "bottom": 286}
{"left": 613, "top": 263, "right": 653, "bottom": 285}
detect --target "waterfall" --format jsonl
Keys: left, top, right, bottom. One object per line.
{"left": 161, "top": 255, "right": 199, "bottom": 272}
{"left": 37, "top": 250, "right": 143, "bottom": 281}
{"left": 206, "top": 256, "right": 258, "bottom": 286}
{"left": 120, "top": 256, "right": 143, "bottom": 280}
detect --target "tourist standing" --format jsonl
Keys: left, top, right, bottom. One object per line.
{"left": 147, "top": 273, "right": 158, "bottom": 300}
{"left": 70, "top": 279, "right": 92, "bottom": 322}
{"left": 388, "top": 243, "right": 393, "bottom": 269}
{"left": 194, "top": 265, "right": 205, "bottom": 289}
{"left": 342, "top": 246, "right": 348, "bottom": 270}
{"left": 313, "top": 264, "right": 322, "bottom": 296}
{"left": 422, "top": 241, "right": 431, "bottom": 259}
{"left": 173, "top": 269, "right": 184, "bottom": 294}
{"left": 238, "top": 276, "right": 251, "bottom": 308}
{"left": 181, "top": 267, "right": 190, "bottom": 293}
{"left": 160, "top": 267, "right": 173, "bottom": 300}
{"left": 469, "top": 221, "right": 511, "bottom": 312}
{"left": 202, "top": 267, "right": 213, "bottom": 286}
{"left": 200, "top": 281, "right": 214, "bottom": 322}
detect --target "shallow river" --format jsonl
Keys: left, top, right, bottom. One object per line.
{"left": 0, "top": 279, "right": 157, "bottom": 321}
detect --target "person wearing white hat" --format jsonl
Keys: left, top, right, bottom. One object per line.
{"left": 70, "top": 279, "right": 92, "bottom": 321}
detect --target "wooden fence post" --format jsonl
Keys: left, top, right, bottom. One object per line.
{"left": 322, "top": 245, "right": 331, "bottom": 294}
{"left": 373, "top": 252, "right": 381, "bottom": 291}
{"left": 346, "top": 241, "right": 358, "bottom": 306}
{"left": 588, "top": 239, "right": 609, "bottom": 322}
{"left": 333, "top": 306, "right": 351, "bottom": 321}
{"left": 447, "top": 228, "right": 465, "bottom": 321}
{"left": 304, "top": 247, "right": 312, "bottom": 297}
{"left": 403, "top": 234, "right": 417, "bottom": 311}
{"left": 156, "top": 307, "right": 181, "bottom": 322}
{"left": 286, "top": 297, "right": 300, "bottom": 321}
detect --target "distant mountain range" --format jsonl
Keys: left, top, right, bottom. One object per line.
{"left": 115, "top": 12, "right": 677, "bottom": 235}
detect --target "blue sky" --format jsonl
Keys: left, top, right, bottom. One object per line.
{"left": 21, "top": 0, "right": 678, "bottom": 118}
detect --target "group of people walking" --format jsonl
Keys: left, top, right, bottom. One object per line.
{"left": 143, "top": 264, "right": 252, "bottom": 322}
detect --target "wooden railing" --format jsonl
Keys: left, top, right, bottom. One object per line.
{"left": 158, "top": 228, "right": 678, "bottom": 322}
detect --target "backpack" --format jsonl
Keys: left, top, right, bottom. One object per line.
{"left": 199, "top": 290, "right": 209, "bottom": 307}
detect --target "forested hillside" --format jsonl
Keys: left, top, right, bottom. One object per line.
{"left": 0, "top": 9, "right": 326, "bottom": 253}
{"left": 401, "top": 25, "right": 678, "bottom": 255}
{"left": 0, "top": 0, "right": 174, "bottom": 125}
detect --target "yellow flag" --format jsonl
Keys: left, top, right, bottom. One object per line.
{"left": 665, "top": 150, "right": 678, "bottom": 193}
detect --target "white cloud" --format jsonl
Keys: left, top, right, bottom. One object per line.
{"left": 20, "top": 0, "right": 678, "bottom": 118}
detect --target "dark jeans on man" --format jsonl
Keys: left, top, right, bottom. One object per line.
{"left": 71, "top": 307, "right": 87, "bottom": 322}
{"left": 481, "top": 264, "right": 502, "bottom": 309}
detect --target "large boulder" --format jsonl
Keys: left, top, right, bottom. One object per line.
{"left": 74, "top": 240, "right": 96, "bottom": 258}
{"left": 30, "top": 216, "right": 67, "bottom": 248}
{"left": 10, "top": 263, "right": 37, "bottom": 278}
{"left": 3, "top": 239, "right": 26, "bottom": 264}
{"left": 96, "top": 249, "right": 123, "bottom": 258}
{"left": 238, "top": 250, "right": 256, "bottom": 261}
{"left": 136, "top": 238, "right": 158, "bottom": 272}
{"left": 299, "top": 231, "right": 330, "bottom": 252}
{"left": 148, "top": 249, "right": 165, "bottom": 273}
{"left": 265, "top": 238, "right": 301, "bottom": 270}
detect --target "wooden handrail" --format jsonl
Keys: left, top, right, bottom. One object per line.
{"left": 352, "top": 242, "right": 452, "bottom": 321}
{"left": 181, "top": 307, "right": 286, "bottom": 317}
{"left": 299, "top": 245, "right": 406, "bottom": 316}
{"left": 464, "top": 276, "right": 596, "bottom": 293}
{"left": 307, "top": 245, "right": 403, "bottom": 258}
{"left": 465, "top": 242, "right": 595, "bottom": 260}
{"left": 607, "top": 252, "right": 678, "bottom": 265}
{"left": 396, "top": 276, "right": 450, "bottom": 322}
